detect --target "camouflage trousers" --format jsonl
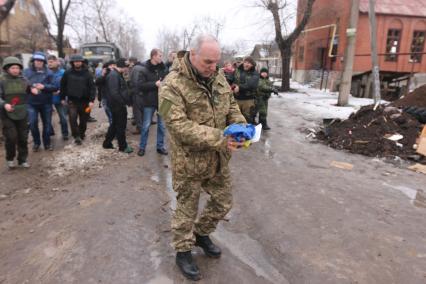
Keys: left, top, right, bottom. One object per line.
{"left": 255, "top": 96, "right": 269, "bottom": 122}
{"left": 236, "top": 99, "right": 255, "bottom": 124}
{"left": 171, "top": 166, "right": 233, "bottom": 252}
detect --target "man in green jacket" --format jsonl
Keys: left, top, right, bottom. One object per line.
{"left": 159, "top": 35, "right": 246, "bottom": 281}
{"left": 256, "top": 67, "right": 278, "bottom": 130}
{"left": 0, "top": 57, "right": 31, "bottom": 168}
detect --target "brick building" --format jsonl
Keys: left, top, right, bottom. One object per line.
{"left": 293, "top": 0, "right": 426, "bottom": 98}
{"left": 0, "top": 0, "right": 52, "bottom": 59}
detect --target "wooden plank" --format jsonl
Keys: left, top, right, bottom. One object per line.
{"left": 408, "top": 163, "right": 426, "bottom": 175}
{"left": 416, "top": 126, "right": 426, "bottom": 156}
{"left": 330, "top": 161, "right": 354, "bottom": 170}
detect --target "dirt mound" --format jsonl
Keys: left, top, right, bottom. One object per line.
{"left": 393, "top": 84, "right": 426, "bottom": 108}
{"left": 317, "top": 104, "right": 424, "bottom": 162}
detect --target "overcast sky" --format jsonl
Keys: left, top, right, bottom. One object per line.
{"left": 40, "top": 0, "right": 297, "bottom": 55}
{"left": 117, "top": 0, "right": 278, "bottom": 52}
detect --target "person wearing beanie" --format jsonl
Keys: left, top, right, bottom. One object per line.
{"left": 230, "top": 56, "right": 259, "bottom": 124}
{"left": 95, "top": 60, "right": 115, "bottom": 125}
{"left": 23, "top": 51, "right": 57, "bottom": 151}
{"left": 0, "top": 57, "right": 31, "bottom": 168}
{"left": 60, "top": 54, "right": 96, "bottom": 145}
{"left": 256, "top": 67, "right": 278, "bottom": 130}
{"left": 102, "top": 58, "right": 133, "bottom": 153}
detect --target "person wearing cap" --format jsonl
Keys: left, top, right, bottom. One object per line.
{"left": 47, "top": 54, "right": 69, "bottom": 141}
{"left": 60, "top": 54, "right": 96, "bottom": 145}
{"left": 102, "top": 58, "right": 133, "bottom": 153}
{"left": 256, "top": 67, "right": 278, "bottom": 130}
{"left": 231, "top": 56, "right": 259, "bottom": 124}
{"left": 95, "top": 60, "right": 115, "bottom": 125}
{"left": 0, "top": 57, "right": 31, "bottom": 168}
{"left": 23, "top": 51, "right": 57, "bottom": 151}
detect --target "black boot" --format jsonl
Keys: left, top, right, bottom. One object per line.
{"left": 260, "top": 119, "right": 271, "bottom": 130}
{"left": 195, "top": 234, "right": 221, "bottom": 258}
{"left": 176, "top": 251, "right": 201, "bottom": 281}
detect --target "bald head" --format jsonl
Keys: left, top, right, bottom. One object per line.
{"left": 190, "top": 34, "right": 221, "bottom": 78}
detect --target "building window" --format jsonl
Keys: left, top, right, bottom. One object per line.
{"left": 410, "top": 31, "right": 425, "bottom": 63}
{"left": 385, "top": 29, "right": 401, "bottom": 62}
{"left": 298, "top": 46, "right": 304, "bottom": 62}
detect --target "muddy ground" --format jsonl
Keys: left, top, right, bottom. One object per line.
{"left": 0, "top": 98, "right": 425, "bottom": 284}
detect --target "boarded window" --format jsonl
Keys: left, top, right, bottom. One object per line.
{"left": 410, "top": 31, "right": 425, "bottom": 63}
{"left": 385, "top": 29, "right": 401, "bottom": 62}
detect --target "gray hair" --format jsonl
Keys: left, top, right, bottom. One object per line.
{"left": 190, "top": 34, "right": 219, "bottom": 53}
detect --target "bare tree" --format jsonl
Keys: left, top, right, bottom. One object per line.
{"left": 11, "top": 20, "right": 52, "bottom": 53}
{"left": 157, "top": 27, "right": 181, "bottom": 56}
{"left": 42, "top": 0, "right": 74, "bottom": 58}
{"left": 86, "top": 0, "right": 116, "bottom": 42}
{"left": 260, "top": 0, "right": 315, "bottom": 91}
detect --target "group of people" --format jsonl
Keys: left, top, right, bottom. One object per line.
{"left": 1, "top": 34, "right": 278, "bottom": 281}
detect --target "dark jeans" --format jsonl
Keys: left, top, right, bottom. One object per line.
{"left": 28, "top": 104, "right": 52, "bottom": 147}
{"left": 104, "top": 107, "right": 128, "bottom": 150}
{"left": 53, "top": 103, "right": 69, "bottom": 137}
{"left": 101, "top": 98, "right": 113, "bottom": 125}
{"left": 68, "top": 101, "right": 89, "bottom": 139}
{"left": 2, "top": 114, "right": 29, "bottom": 163}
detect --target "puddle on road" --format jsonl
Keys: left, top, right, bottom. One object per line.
{"left": 150, "top": 250, "right": 162, "bottom": 271}
{"left": 155, "top": 166, "right": 176, "bottom": 210}
{"left": 215, "top": 225, "right": 289, "bottom": 284}
{"left": 383, "top": 183, "right": 425, "bottom": 208}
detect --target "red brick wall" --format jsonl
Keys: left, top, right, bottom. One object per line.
{"left": 294, "top": 0, "right": 426, "bottom": 74}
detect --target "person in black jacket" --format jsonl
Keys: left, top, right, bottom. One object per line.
{"left": 102, "top": 58, "right": 133, "bottom": 153}
{"left": 137, "top": 48, "right": 168, "bottom": 157}
{"left": 231, "top": 56, "right": 259, "bottom": 124}
{"left": 95, "top": 60, "right": 115, "bottom": 125}
{"left": 60, "top": 54, "right": 96, "bottom": 145}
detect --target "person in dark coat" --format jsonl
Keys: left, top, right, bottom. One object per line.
{"left": 95, "top": 60, "right": 115, "bottom": 125}
{"left": 60, "top": 54, "right": 96, "bottom": 145}
{"left": 102, "top": 58, "right": 133, "bottom": 153}
{"left": 23, "top": 52, "right": 57, "bottom": 151}
{"left": 128, "top": 57, "right": 144, "bottom": 134}
{"left": 137, "top": 48, "right": 168, "bottom": 157}
{"left": 231, "top": 56, "right": 259, "bottom": 124}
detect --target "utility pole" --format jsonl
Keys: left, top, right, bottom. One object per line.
{"left": 338, "top": 0, "right": 360, "bottom": 106}
{"left": 368, "top": 0, "right": 381, "bottom": 105}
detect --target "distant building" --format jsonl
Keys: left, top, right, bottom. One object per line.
{"left": 0, "top": 0, "right": 53, "bottom": 59}
{"left": 250, "top": 42, "right": 283, "bottom": 77}
{"left": 293, "top": 0, "right": 426, "bottom": 98}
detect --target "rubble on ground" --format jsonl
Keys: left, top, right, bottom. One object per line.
{"left": 392, "top": 84, "right": 426, "bottom": 108}
{"left": 316, "top": 104, "right": 425, "bottom": 163}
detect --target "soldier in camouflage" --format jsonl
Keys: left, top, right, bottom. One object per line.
{"left": 159, "top": 35, "right": 246, "bottom": 281}
{"left": 256, "top": 67, "right": 278, "bottom": 130}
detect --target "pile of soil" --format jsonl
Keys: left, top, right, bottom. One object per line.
{"left": 393, "top": 85, "right": 426, "bottom": 108}
{"left": 317, "top": 104, "right": 424, "bottom": 161}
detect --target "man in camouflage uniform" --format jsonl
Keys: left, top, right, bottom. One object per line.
{"left": 159, "top": 35, "right": 246, "bottom": 281}
{"left": 256, "top": 67, "right": 278, "bottom": 130}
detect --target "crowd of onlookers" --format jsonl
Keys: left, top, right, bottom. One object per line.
{"left": 0, "top": 48, "right": 277, "bottom": 169}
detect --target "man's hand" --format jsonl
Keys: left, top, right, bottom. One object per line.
{"left": 233, "top": 85, "right": 239, "bottom": 94}
{"left": 88, "top": 102, "right": 94, "bottom": 108}
{"left": 4, "top": 103, "right": 14, "bottom": 112}
{"left": 226, "top": 136, "right": 246, "bottom": 151}
{"left": 155, "top": 80, "right": 161, "bottom": 88}
{"left": 61, "top": 100, "right": 67, "bottom": 106}
{"left": 31, "top": 87, "right": 39, "bottom": 95}
{"left": 35, "top": 83, "right": 45, "bottom": 90}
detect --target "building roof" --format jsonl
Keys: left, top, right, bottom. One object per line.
{"left": 359, "top": 0, "right": 426, "bottom": 18}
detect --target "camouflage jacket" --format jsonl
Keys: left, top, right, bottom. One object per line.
{"left": 159, "top": 54, "right": 246, "bottom": 180}
{"left": 257, "top": 77, "right": 274, "bottom": 99}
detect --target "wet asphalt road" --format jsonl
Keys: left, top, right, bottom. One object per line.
{"left": 1, "top": 96, "right": 426, "bottom": 284}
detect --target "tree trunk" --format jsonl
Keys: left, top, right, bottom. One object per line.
{"left": 280, "top": 45, "right": 292, "bottom": 91}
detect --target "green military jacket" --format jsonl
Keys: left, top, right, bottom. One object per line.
{"left": 159, "top": 54, "right": 246, "bottom": 180}
{"left": 257, "top": 77, "right": 274, "bottom": 99}
{"left": 0, "top": 73, "right": 29, "bottom": 120}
